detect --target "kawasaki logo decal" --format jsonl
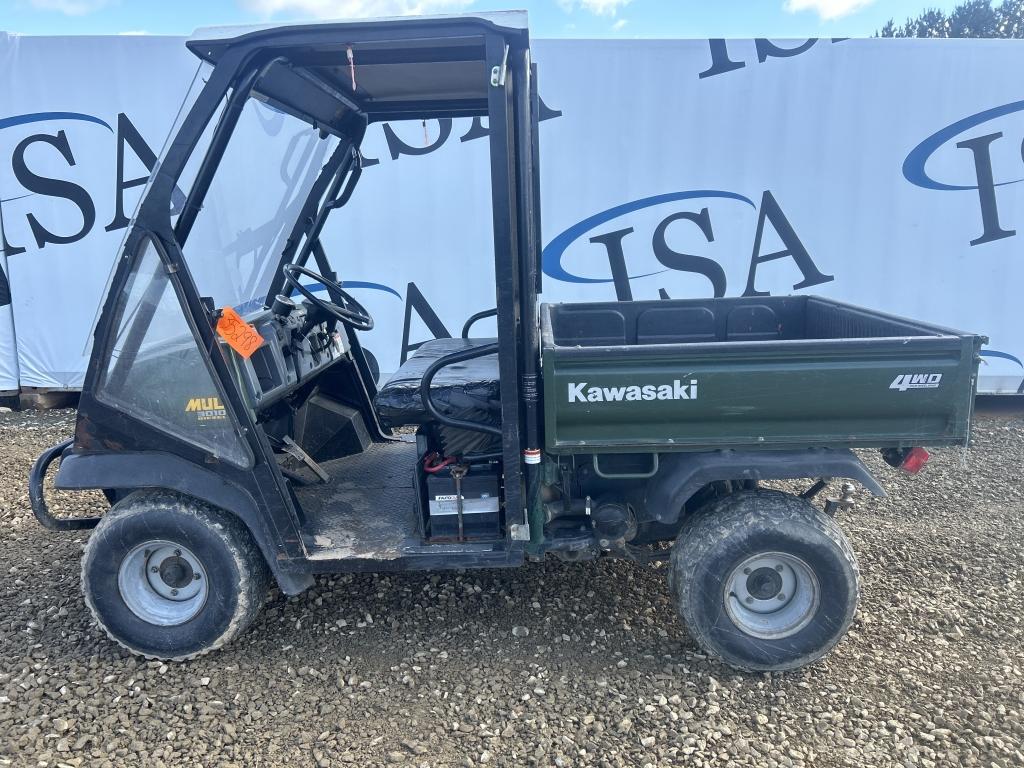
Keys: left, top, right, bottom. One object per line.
{"left": 568, "top": 379, "right": 698, "bottom": 403}
{"left": 889, "top": 373, "right": 942, "bottom": 392}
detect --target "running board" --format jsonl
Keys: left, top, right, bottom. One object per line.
{"left": 306, "top": 544, "right": 523, "bottom": 573}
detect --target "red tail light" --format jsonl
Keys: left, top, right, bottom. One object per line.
{"left": 900, "top": 447, "right": 930, "bottom": 474}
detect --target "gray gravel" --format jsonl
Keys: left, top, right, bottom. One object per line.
{"left": 0, "top": 407, "right": 1022, "bottom": 767}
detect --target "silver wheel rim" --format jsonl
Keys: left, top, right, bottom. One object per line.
{"left": 724, "top": 552, "right": 819, "bottom": 640}
{"left": 117, "top": 540, "right": 208, "bottom": 626}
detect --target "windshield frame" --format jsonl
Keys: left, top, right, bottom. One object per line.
{"left": 169, "top": 54, "right": 365, "bottom": 315}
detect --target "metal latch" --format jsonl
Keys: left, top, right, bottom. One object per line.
{"left": 490, "top": 45, "right": 509, "bottom": 87}
{"left": 510, "top": 522, "right": 531, "bottom": 541}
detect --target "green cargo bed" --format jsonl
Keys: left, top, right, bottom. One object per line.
{"left": 541, "top": 296, "right": 984, "bottom": 454}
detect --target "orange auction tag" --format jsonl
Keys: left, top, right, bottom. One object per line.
{"left": 216, "top": 306, "right": 264, "bottom": 359}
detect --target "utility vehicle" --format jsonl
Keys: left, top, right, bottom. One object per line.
{"left": 30, "top": 12, "right": 984, "bottom": 671}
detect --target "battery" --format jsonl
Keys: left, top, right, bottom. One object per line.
{"left": 426, "top": 470, "right": 501, "bottom": 540}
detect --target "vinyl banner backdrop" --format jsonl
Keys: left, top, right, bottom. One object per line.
{"left": 0, "top": 34, "right": 21, "bottom": 391}
{"left": 0, "top": 33, "right": 198, "bottom": 389}
{"left": 1, "top": 34, "right": 1022, "bottom": 393}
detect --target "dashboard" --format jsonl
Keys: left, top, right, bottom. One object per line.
{"left": 222, "top": 297, "right": 350, "bottom": 410}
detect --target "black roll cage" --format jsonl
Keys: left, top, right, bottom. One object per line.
{"left": 70, "top": 16, "right": 546, "bottom": 572}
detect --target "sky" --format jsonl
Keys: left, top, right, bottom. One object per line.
{"left": 0, "top": 0, "right": 967, "bottom": 38}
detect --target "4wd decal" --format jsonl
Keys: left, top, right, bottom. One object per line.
{"left": 568, "top": 379, "right": 698, "bottom": 403}
{"left": 889, "top": 373, "right": 942, "bottom": 392}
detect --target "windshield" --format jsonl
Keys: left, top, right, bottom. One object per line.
{"left": 182, "top": 97, "right": 339, "bottom": 315}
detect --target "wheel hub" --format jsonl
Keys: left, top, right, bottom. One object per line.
{"left": 158, "top": 555, "right": 195, "bottom": 589}
{"left": 724, "top": 552, "right": 819, "bottom": 639}
{"left": 746, "top": 567, "right": 783, "bottom": 600}
{"left": 118, "top": 540, "right": 208, "bottom": 626}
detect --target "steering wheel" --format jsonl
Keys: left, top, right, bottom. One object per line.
{"left": 281, "top": 263, "right": 374, "bottom": 332}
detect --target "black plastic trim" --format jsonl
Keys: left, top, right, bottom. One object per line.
{"left": 644, "top": 449, "right": 886, "bottom": 525}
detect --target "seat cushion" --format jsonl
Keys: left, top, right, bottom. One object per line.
{"left": 374, "top": 337, "right": 500, "bottom": 428}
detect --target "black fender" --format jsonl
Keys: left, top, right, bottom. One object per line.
{"left": 644, "top": 449, "right": 885, "bottom": 525}
{"left": 54, "top": 451, "right": 313, "bottom": 595}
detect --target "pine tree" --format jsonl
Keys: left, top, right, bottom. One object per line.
{"left": 879, "top": 0, "right": 1024, "bottom": 37}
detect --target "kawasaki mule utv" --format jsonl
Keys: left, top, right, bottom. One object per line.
{"left": 30, "top": 12, "right": 983, "bottom": 671}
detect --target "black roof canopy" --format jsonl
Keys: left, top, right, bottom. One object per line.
{"left": 186, "top": 12, "right": 529, "bottom": 131}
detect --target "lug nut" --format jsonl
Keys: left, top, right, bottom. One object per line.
{"left": 171, "top": 589, "right": 179, "bottom": 596}
{"left": 194, "top": 573, "right": 201, "bottom": 581}
{"left": 775, "top": 564, "right": 783, "bottom": 572}
{"left": 151, "top": 566, "right": 159, "bottom": 573}
{"left": 745, "top": 596, "right": 754, "bottom": 604}
{"left": 777, "top": 593, "right": 786, "bottom": 601}
{"left": 743, "top": 567, "right": 751, "bottom": 575}
{"left": 174, "top": 549, "right": 182, "bottom": 557}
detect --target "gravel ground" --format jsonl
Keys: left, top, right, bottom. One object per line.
{"left": 0, "top": 408, "right": 1022, "bottom": 768}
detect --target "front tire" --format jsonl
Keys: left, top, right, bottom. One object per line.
{"left": 670, "top": 489, "right": 859, "bottom": 672}
{"left": 82, "top": 491, "right": 269, "bottom": 660}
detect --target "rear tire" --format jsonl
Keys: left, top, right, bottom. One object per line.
{"left": 670, "top": 489, "right": 858, "bottom": 672}
{"left": 82, "top": 490, "right": 269, "bottom": 660}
